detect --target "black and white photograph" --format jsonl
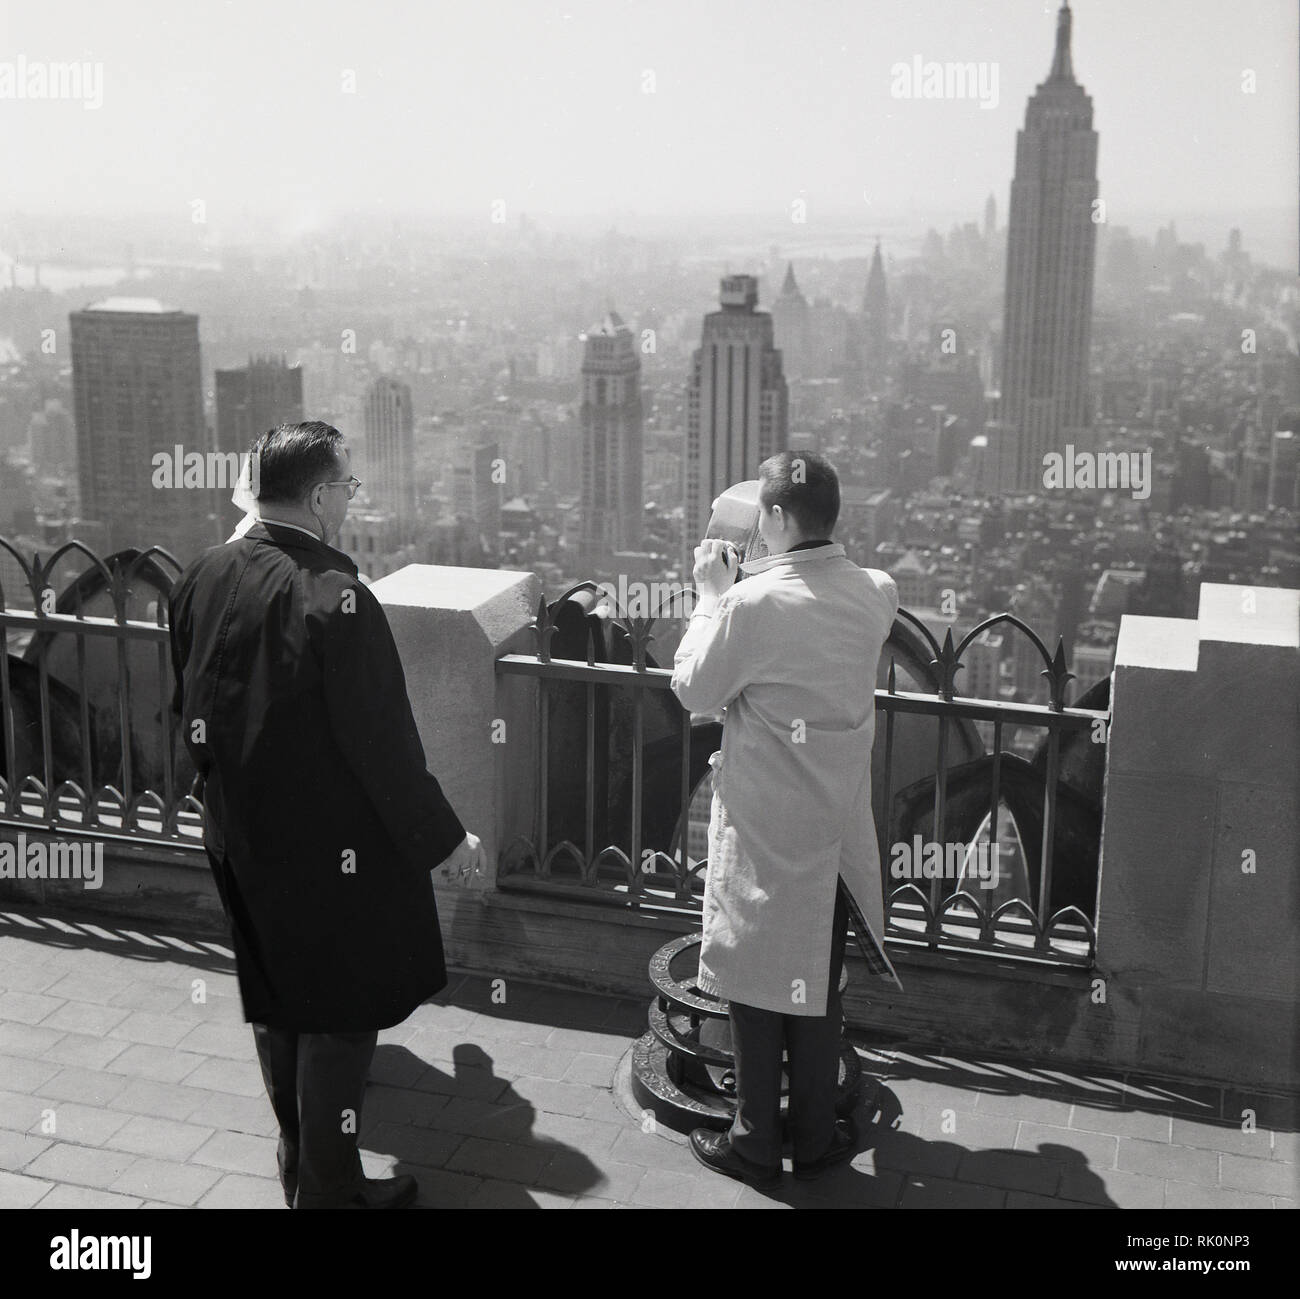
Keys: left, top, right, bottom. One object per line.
{"left": 0, "top": 0, "right": 1295, "bottom": 1263}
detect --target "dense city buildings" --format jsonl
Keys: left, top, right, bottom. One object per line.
{"left": 68, "top": 297, "right": 222, "bottom": 562}
{"left": 578, "top": 310, "right": 643, "bottom": 565}
{"left": 992, "top": 1, "right": 1099, "bottom": 492}
{"left": 0, "top": 201, "right": 1290, "bottom": 706}
{"left": 683, "top": 274, "right": 789, "bottom": 569}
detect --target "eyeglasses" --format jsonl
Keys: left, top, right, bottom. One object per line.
{"left": 318, "top": 476, "right": 361, "bottom": 500}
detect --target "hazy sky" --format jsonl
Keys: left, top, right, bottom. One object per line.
{"left": 0, "top": 0, "right": 1294, "bottom": 246}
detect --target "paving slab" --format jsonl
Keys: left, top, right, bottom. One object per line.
{"left": 29, "top": 1102, "right": 133, "bottom": 1147}
{"left": 1015, "top": 1120, "right": 1119, "bottom": 1172}
{"left": 104, "top": 1114, "right": 216, "bottom": 1162}
{"left": 0, "top": 1130, "right": 52, "bottom": 1173}
{"left": 41, "top": 1031, "right": 132, "bottom": 1070}
{"left": 1218, "top": 1153, "right": 1299, "bottom": 1199}
{"left": 1117, "top": 1137, "right": 1221, "bottom": 1185}
{"left": 108, "top": 1156, "right": 223, "bottom": 1206}
{"left": 196, "top": 1173, "right": 286, "bottom": 1209}
{"left": 0, "top": 1169, "right": 55, "bottom": 1208}
{"left": 26, "top": 1142, "right": 137, "bottom": 1190}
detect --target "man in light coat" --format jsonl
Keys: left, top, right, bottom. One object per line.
{"left": 671, "top": 450, "right": 901, "bottom": 1190}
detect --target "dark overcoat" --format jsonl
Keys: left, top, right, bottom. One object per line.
{"left": 168, "top": 521, "right": 466, "bottom": 1032}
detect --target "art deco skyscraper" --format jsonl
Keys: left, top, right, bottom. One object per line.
{"left": 363, "top": 376, "right": 416, "bottom": 531}
{"left": 993, "top": 2, "right": 1098, "bottom": 492}
{"left": 684, "top": 275, "right": 788, "bottom": 567}
{"left": 579, "top": 311, "right": 643, "bottom": 561}
{"left": 70, "top": 297, "right": 221, "bottom": 561}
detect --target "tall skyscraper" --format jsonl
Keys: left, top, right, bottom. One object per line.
{"left": 579, "top": 311, "right": 644, "bottom": 561}
{"left": 214, "top": 354, "right": 303, "bottom": 534}
{"left": 70, "top": 297, "right": 221, "bottom": 561}
{"left": 770, "top": 263, "right": 810, "bottom": 379}
{"left": 363, "top": 376, "right": 416, "bottom": 531}
{"left": 215, "top": 355, "right": 303, "bottom": 454}
{"left": 993, "top": 2, "right": 1099, "bottom": 492}
{"left": 861, "top": 240, "right": 889, "bottom": 382}
{"left": 452, "top": 440, "right": 502, "bottom": 557}
{"left": 683, "top": 275, "right": 788, "bottom": 566}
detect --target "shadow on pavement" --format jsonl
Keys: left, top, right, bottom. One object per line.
{"left": 729, "top": 1083, "right": 1118, "bottom": 1209}
{"left": 362, "top": 1042, "right": 603, "bottom": 1208}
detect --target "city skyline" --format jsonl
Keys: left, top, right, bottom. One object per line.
{"left": 0, "top": 0, "right": 1293, "bottom": 266}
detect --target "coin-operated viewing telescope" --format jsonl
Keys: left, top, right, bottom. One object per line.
{"left": 704, "top": 479, "right": 768, "bottom": 581}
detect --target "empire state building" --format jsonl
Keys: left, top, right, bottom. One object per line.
{"left": 992, "top": 3, "right": 1098, "bottom": 492}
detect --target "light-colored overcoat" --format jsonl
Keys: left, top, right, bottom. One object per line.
{"left": 671, "top": 544, "right": 902, "bottom": 1016}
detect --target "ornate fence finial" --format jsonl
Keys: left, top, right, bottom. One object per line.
{"left": 532, "top": 593, "right": 556, "bottom": 664}
{"left": 616, "top": 614, "right": 656, "bottom": 674}
{"left": 931, "top": 628, "right": 964, "bottom": 701}
{"left": 1042, "top": 638, "right": 1076, "bottom": 711}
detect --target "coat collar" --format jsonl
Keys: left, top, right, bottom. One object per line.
{"left": 740, "top": 541, "right": 846, "bottom": 576}
{"left": 244, "top": 520, "right": 359, "bottom": 577}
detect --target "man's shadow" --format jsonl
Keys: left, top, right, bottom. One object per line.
{"left": 360, "top": 1042, "right": 603, "bottom": 1209}
{"left": 750, "top": 1084, "right": 1118, "bottom": 1209}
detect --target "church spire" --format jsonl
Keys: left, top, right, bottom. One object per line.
{"left": 1048, "top": 3, "right": 1075, "bottom": 83}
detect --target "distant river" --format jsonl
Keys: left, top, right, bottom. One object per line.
{"left": 0, "top": 250, "right": 143, "bottom": 293}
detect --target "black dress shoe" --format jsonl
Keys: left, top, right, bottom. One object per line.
{"left": 792, "top": 1118, "right": 858, "bottom": 1180}
{"left": 296, "top": 1174, "right": 419, "bottom": 1210}
{"left": 689, "top": 1129, "right": 781, "bottom": 1190}
{"left": 278, "top": 1137, "right": 297, "bottom": 1208}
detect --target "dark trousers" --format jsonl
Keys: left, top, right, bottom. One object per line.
{"left": 727, "top": 884, "right": 849, "bottom": 1168}
{"left": 251, "top": 1022, "right": 378, "bottom": 1209}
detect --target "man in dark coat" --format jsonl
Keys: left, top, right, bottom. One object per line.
{"left": 169, "top": 421, "right": 483, "bottom": 1209}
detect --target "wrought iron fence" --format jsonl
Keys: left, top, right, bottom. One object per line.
{"left": 496, "top": 583, "right": 1111, "bottom": 969}
{"left": 0, "top": 537, "right": 1112, "bottom": 968}
{"left": 0, "top": 538, "right": 203, "bottom": 848}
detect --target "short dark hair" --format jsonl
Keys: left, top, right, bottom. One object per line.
{"left": 758, "top": 450, "right": 840, "bottom": 537}
{"left": 252, "top": 421, "right": 345, "bottom": 505}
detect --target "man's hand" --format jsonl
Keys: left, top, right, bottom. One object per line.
{"left": 438, "top": 833, "right": 486, "bottom": 886}
{"left": 693, "top": 539, "right": 740, "bottom": 603}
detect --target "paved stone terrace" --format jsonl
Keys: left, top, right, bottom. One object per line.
{"left": 0, "top": 904, "right": 1295, "bottom": 1210}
